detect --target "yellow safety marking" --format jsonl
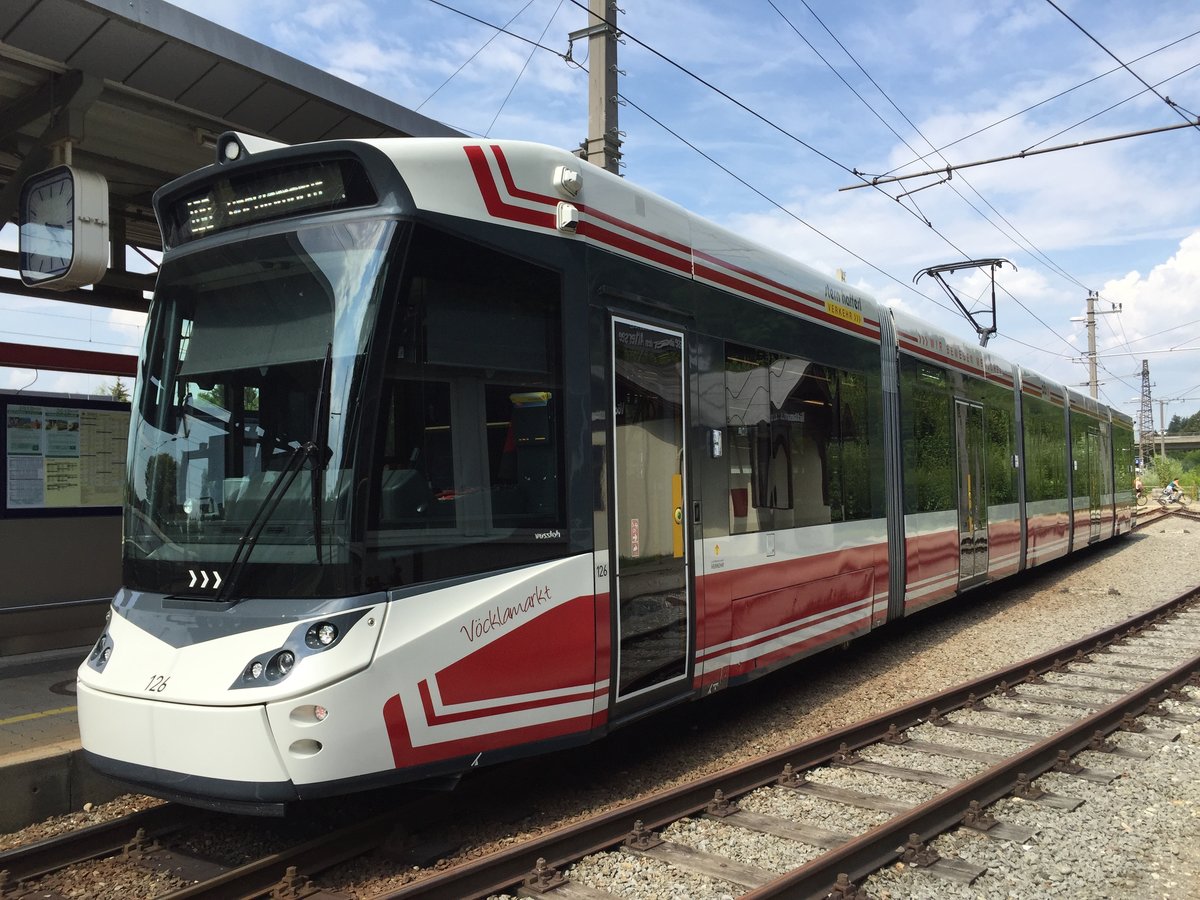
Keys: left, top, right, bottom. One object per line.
{"left": 0, "top": 706, "right": 77, "bottom": 726}
{"left": 672, "top": 473, "right": 684, "bottom": 558}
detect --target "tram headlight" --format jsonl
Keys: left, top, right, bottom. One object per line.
{"left": 269, "top": 650, "right": 296, "bottom": 679}
{"left": 237, "top": 647, "right": 299, "bottom": 687}
{"left": 305, "top": 622, "right": 339, "bottom": 648}
{"left": 88, "top": 633, "right": 115, "bottom": 672}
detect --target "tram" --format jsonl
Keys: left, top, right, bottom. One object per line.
{"left": 76, "top": 132, "right": 1135, "bottom": 812}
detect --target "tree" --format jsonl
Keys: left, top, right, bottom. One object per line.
{"left": 196, "top": 385, "right": 260, "bottom": 411}
{"left": 1178, "top": 449, "right": 1200, "bottom": 474}
{"left": 145, "top": 453, "right": 178, "bottom": 520}
{"left": 99, "top": 377, "right": 131, "bottom": 402}
{"left": 1167, "top": 409, "right": 1200, "bottom": 435}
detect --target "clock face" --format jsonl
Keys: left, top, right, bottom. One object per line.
{"left": 19, "top": 166, "right": 76, "bottom": 283}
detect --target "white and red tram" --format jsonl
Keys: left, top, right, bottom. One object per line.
{"left": 77, "top": 133, "right": 1135, "bottom": 812}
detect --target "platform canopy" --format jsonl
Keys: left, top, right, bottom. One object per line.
{"left": 0, "top": 0, "right": 460, "bottom": 338}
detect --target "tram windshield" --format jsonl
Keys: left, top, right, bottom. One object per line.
{"left": 125, "top": 215, "right": 569, "bottom": 599}
{"left": 124, "top": 219, "right": 393, "bottom": 597}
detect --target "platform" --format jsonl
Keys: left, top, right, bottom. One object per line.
{"left": 0, "top": 646, "right": 126, "bottom": 836}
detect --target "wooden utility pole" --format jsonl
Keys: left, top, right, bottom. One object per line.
{"left": 571, "top": 0, "right": 621, "bottom": 174}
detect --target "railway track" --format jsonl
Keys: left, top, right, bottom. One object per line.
{"left": 1161, "top": 506, "right": 1200, "bottom": 525}
{"left": 1133, "top": 505, "right": 1174, "bottom": 529}
{"left": 366, "top": 586, "right": 1200, "bottom": 900}
{"left": 1134, "top": 504, "right": 1200, "bottom": 531}
{"left": 0, "top": 803, "right": 207, "bottom": 895}
{"left": 0, "top": 790, "right": 452, "bottom": 899}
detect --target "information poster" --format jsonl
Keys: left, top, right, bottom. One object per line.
{"left": 5, "top": 403, "right": 128, "bottom": 511}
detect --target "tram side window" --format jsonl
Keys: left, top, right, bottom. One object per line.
{"left": 724, "top": 343, "right": 869, "bottom": 532}
{"left": 1113, "top": 423, "right": 1134, "bottom": 495}
{"left": 1022, "top": 398, "right": 1067, "bottom": 504}
{"left": 900, "top": 361, "right": 955, "bottom": 514}
{"left": 724, "top": 346, "right": 773, "bottom": 528}
{"left": 1099, "top": 421, "right": 1114, "bottom": 499}
{"left": 374, "top": 228, "right": 563, "bottom": 537}
{"left": 1070, "top": 413, "right": 1104, "bottom": 505}
{"left": 985, "top": 402, "right": 1018, "bottom": 507}
{"left": 833, "top": 371, "right": 871, "bottom": 522}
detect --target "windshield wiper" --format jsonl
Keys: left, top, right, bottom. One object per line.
{"left": 215, "top": 343, "right": 333, "bottom": 604}
{"left": 214, "top": 441, "right": 318, "bottom": 604}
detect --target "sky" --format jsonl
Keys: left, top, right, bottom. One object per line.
{"left": 3, "top": 0, "right": 1200, "bottom": 432}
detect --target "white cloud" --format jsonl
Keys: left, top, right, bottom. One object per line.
{"left": 1099, "top": 231, "right": 1200, "bottom": 380}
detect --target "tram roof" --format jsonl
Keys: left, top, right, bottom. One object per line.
{"left": 0, "top": 0, "right": 461, "bottom": 320}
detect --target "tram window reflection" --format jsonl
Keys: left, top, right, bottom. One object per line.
{"left": 371, "top": 226, "right": 564, "bottom": 548}
{"left": 724, "top": 343, "right": 871, "bottom": 531}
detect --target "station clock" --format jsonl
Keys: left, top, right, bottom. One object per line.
{"left": 18, "top": 165, "right": 110, "bottom": 290}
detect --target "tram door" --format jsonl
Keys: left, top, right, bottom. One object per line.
{"left": 610, "top": 318, "right": 691, "bottom": 712}
{"left": 955, "top": 400, "right": 989, "bottom": 585}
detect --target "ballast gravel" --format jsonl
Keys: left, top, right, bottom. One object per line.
{"left": 488, "top": 524, "right": 1200, "bottom": 900}
{"left": 5, "top": 522, "right": 1200, "bottom": 900}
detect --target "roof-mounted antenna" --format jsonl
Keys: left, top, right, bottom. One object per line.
{"left": 913, "top": 258, "right": 1015, "bottom": 347}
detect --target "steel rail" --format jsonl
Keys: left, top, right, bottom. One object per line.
{"left": 0, "top": 803, "right": 206, "bottom": 882}
{"left": 155, "top": 809, "right": 399, "bottom": 900}
{"left": 744, "top": 648, "right": 1200, "bottom": 898}
{"left": 372, "top": 586, "right": 1200, "bottom": 899}
{"left": 151, "top": 792, "right": 481, "bottom": 900}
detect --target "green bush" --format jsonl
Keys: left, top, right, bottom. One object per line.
{"left": 1145, "top": 454, "right": 1184, "bottom": 490}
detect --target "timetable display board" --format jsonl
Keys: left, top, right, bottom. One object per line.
{"left": 3, "top": 395, "right": 129, "bottom": 514}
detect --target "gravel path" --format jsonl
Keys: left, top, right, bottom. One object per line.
{"left": 4, "top": 519, "right": 1198, "bottom": 900}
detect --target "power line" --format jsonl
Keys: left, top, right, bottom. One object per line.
{"left": 485, "top": 0, "right": 567, "bottom": 136}
{"left": 419, "top": 0, "right": 588, "bottom": 136}
{"left": 1108, "top": 316, "right": 1200, "bottom": 349}
{"left": 429, "top": 0, "right": 1081, "bottom": 359}
{"left": 617, "top": 93, "right": 956, "bottom": 315}
{"left": 0, "top": 302, "right": 144, "bottom": 330}
{"left": 623, "top": 89, "right": 1076, "bottom": 366}
{"left": 429, "top": 0, "right": 1179, "bottom": 374}
{"left": 425, "top": 0, "right": 568, "bottom": 60}
{"left": 417, "top": 0, "right": 538, "bottom": 111}
{"left": 1024, "top": 58, "right": 1200, "bottom": 153}
{"left": 594, "top": 3, "right": 1087, "bottom": 358}
{"left": 1045, "top": 0, "right": 1200, "bottom": 132}
{"left": 838, "top": 118, "right": 1199, "bottom": 191}
{"left": 563, "top": 0, "right": 855, "bottom": 175}
{"left": 0, "top": 330, "right": 140, "bottom": 351}
{"left": 1087, "top": 344, "right": 1200, "bottom": 359}
{"left": 770, "top": 1, "right": 1084, "bottom": 351}
{"left": 786, "top": 10, "right": 1187, "bottom": 360}
{"left": 884, "top": 28, "right": 1200, "bottom": 176}
{"left": 557, "top": 1, "right": 963, "bottom": 248}
{"left": 426, "top": 0, "right": 953, "bottom": 320}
